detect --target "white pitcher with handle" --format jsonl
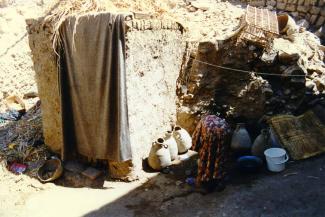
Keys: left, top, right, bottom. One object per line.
{"left": 164, "top": 130, "right": 178, "bottom": 161}
{"left": 148, "top": 138, "right": 172, "bottom": 171}
{"left": 173, "top": 126, "right": 192, "bottom": 154}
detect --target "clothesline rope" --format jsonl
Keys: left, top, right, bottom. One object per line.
{"left": 189, "top": 57, "right": 307, "bottom": 77}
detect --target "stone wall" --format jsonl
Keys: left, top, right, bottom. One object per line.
{"left": 27, "top": 16, "right": 185, "bottom": 178}
{"left": 243, "top": 0, "right": 325, "bottom": 29}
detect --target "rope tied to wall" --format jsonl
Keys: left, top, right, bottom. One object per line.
{"left": 190, "top": 57, "right": 307, "bottom": 77}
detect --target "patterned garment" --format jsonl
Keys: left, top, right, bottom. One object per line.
{"left": 192, "top": 115, "right": 231, "bottom": 185}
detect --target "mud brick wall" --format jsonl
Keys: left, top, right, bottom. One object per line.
{"left": 27, "top": 16, "right": 185, "bottom": 177}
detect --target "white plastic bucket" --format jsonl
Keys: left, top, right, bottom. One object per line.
{"left": 264, "top": 148, "right": 289, "bottom": 172}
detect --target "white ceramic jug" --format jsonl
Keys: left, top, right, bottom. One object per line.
{"left": 252, "top": 129, "right": 271, "bottom": 158}
{"left": 231, "top": 123, "right": 252, "bottom": 153}
{"left": 173, "top": 126, "right": 192, "bottom": 154}
{"left": 164, "top": 130, "right": 178, "bottom": 161}
{"left": 148, "top": 138, "right": 172, "bottom": 171}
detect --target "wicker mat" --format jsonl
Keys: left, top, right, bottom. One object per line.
{"left": 269, "top": 110, "right": 325, "bottom": 160}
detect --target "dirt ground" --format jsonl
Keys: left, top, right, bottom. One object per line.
{"left": 1, "top": 1, "right": 325, "bottom": 217}
{"left": 0, "top": 153, "right": 324, "bottom": 217}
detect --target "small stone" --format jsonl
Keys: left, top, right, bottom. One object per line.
{"left": 250, "top": 0, "right": 266, "bottom": 7}
{"left": 290, "top": 11, "right": 299, "bottom": 17}
{"left": 183, "top": 94, "right": 194, "bottom": 101}
{"left": 64, "top": 161, "right": 86, "bottom": 173}
{"left": 297, "top": 5, "right": 309, "bottom": 12}
{"left": 191, "top": 1, "right": 210, "bottom": 11}
{"left": 184, "top": 0, "right": 194, "bottom": 5}
{"left": 315, "top": 15, "right": 325, "bottom": 27}
{"left": 249, "top": 96, "right": 255, "bottom": 101}
{"left": 315, "top": 26, "right": 325, "bottom": 37}
{"left": 23, "top": 91, "right": 38, "bottom": 99}
{"left": 277, "top": 2, "right": 287, "bottom": 10}
{"left": 309, "top": 14, "right": 319, "bottom": 24}
{"left": 291, "top": 78, "right": 306, "bottom": 84}
{"left": 162, "top": 167, "right": 171, "bottom": 174}
{"left": 278, "top": 51, "right": 300, "bottom": 63}
{"left": 133, "top": 12, "right": 151, "bottom": 19}
{"left": 284, "top": 89, "right": 291, "bottom": 95}
{"left": 249, "top": 45, "right": 256, "bottom": 51}
{"left": 298, "top": 0, "right": 305, "bottom": 5}
{"left": 290, "top": 95, "right": 298, "bottom": 99}
{"left": 319, "top": 0, "right": 325, "bottom": 6}
{"left": 176, "top": 181, "right": 183, "bottom": 186}
{"left": 261, "top": 51, "right": 277, "bottom": 63}
{"left": 262, "top": 87, "right": 274, "bottom": 97}
{"left": 187, "top": 5, "right": 198, "bottom": 12}
{"left": 309, "top": 0, "right": 318, "bottom": 6}
{"left": 285, "top": 4, "right": 297, "bottom": 11}
{"left": 267, "top": 0, "right": 277, "bottom": 6}
{"left": 315, "top": 78, "right": 325, "bottom": 91}
{"left": 81, "top": 167, "right": 102, "bottom": 180}
{"left": 266, "top": 5, "right": 274, "bottom": 10}
{"left": 185, "top": 169, "right": 192, "bottom": 176}
{"left": 306, "top": 80, "right": 316, "bottom": 90}
{"left": 310, "top": 6, "right": 321, "bottom": 14}
{"left": 296, "top": 19, "right": 310, "bottom": 28}
{"left": 286, "top": 104, "right": 297, "bottom": 110}
{"left": 320, "top": 7, "right": 325, "bottom": 16}
{"left": 304, "top": 0, "right": 310, "bottom": 5}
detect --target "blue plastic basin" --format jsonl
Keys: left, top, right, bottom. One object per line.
{"left": 237, "top": 155, "right": 263, "bottom": 173}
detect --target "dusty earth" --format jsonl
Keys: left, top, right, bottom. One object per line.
{"left": 0, "top": 0, "right": 244, "bottom": 105}
{"left": 1, "top": 0, "right": 325, "bottom": 217}
{"left": 1, "top": 153, "right": 325, "bottom": 217}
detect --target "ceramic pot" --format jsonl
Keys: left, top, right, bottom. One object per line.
{"left": 164, "top": 130, "right": 178, "bottom": 161}
{"left": 231, "top": 123, "right": 252, "bottom": 154}
{"left": 173, "top": 126, "right": 192, "bottom": 154}
{"left": 252, "top": 129, "right": 271, "bottom": 158}
{"left": 269, "top": 128, "right": 281, "bottom": 148}
{"left": 148, "top": 138, "right": 172, "bottom": 171}
{"left": 278, "top": 14, "right": 297, "bottom": 35}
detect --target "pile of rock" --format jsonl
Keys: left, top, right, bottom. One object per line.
{"left": 177, "top": 14, "right": 325, "bottom": 133}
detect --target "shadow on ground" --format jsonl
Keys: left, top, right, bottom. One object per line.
{"left": 83, "top": 154, "right": 325, "bottom": 217}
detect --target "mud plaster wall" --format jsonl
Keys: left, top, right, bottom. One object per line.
{"left": 125, "top": 20, "right": 185, "bottom": 172}
{"left": 27, "top": 18, "right": 185, "bottom": 175}
{"left": 27, "top": 19, "right": 63, "bottom": 154}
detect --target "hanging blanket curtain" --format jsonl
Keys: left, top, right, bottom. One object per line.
{"left": 58, "top": 13, "right": 132, "bottom": 162}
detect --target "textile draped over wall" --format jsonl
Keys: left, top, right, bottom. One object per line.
{"left": 58, "top": 13, "right": 132, "bottom": 162}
